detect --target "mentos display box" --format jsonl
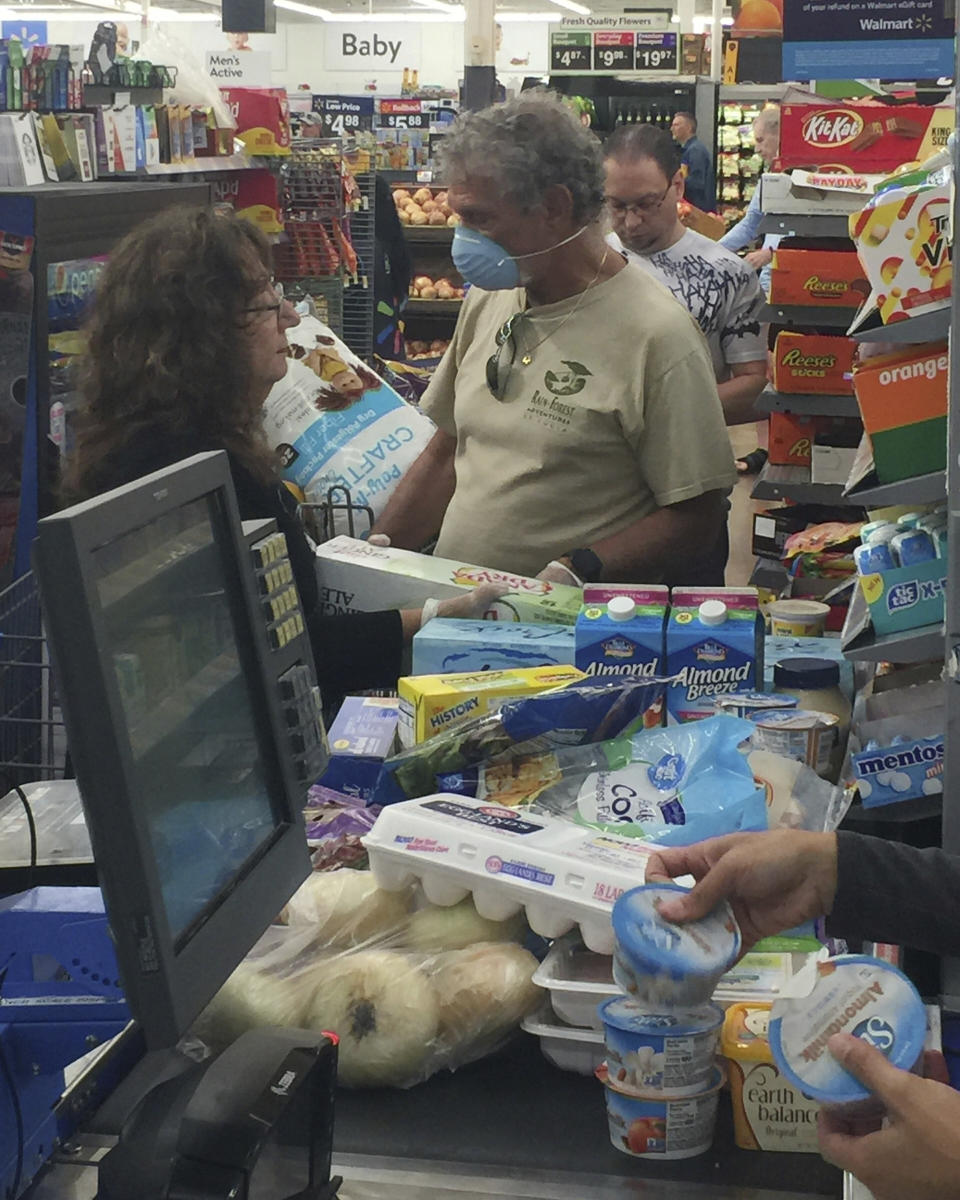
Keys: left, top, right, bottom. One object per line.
{"left": 318, "top": 696, "right": 399, "bottom": 801}
{"left": 851, "top": 734, "right": 944, "bottom": 809}
{"left": 778, "top": 103, "right": 954, "bottom": 175}
{"left": 412, "top": 619, "right": 575, "bottom": 676}
{"left": 575, "top": 585, "right": 667, "bottom": 682}
{"left": 852, "top": 343, "right": 947, "bottom": 484}
{"left": 665, "top": 588, "right": 764, "bottom": 724}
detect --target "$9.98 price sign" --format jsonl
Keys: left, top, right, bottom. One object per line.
{"left": 593, "top": 31, "right": 633, "bottom": 71}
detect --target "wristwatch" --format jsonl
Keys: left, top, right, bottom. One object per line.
{"left": 563, "top": 547, "right": 604, "bottom": 583}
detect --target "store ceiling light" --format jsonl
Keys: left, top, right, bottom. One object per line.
{"left": 273, "top": 0, "right": 464, "bottom": 17}
{"left": 274, "top": 0, "right": 333, "bottom": 15}
{"left": 545, "top": 0, "right": 591, "bottom": 15}
{"left": 150, "top": 9, "right": 222, "bottom": 19}
{"left": 410, "top": 0, "right": 461, "bottom": 12}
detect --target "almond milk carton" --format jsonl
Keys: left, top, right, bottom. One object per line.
{"left": 575, "top": 585, "right": 668, "bottom": 682}
{"left": 665, "top": 588, "right": 764, "bottom": 724}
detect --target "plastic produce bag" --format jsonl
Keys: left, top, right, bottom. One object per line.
{"left": 133, "top": 29, "right": 235, "bottom": 129}
{"left": 191, "top": 867, "right": 540, "bottom": 1089}
{"left": 371, "top": 677, "right": 669, "bottom": 807}
{"left": 474, "top": 716, "right": 766, "bottom": 845}
{"left": 262, "top": 314, "right": 435, "bottom": 530}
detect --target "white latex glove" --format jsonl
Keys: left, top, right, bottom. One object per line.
{"left": 368, "top": 533, "right": 391, "bottom": 547}
{"left": 537, "top": 560, "right": 584, "bottom": 587}
{"left": 423, "top": 584, "right": 509, "bottom": 624}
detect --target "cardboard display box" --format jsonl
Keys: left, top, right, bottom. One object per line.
{"left": 772, "top": 331, "right": 856, "bottom": 395}
{"left": 769, "top": 242, "right": 869, "bottom": 308}
{"left": 768, "top": 411, "right": 821, "bottom": 466}
{"left": 852, "top": 343, "right": 948, "bottom": 484}
{"left": 778, "top": 102, "right": 954, "bottom": 174}
{"left": 857, "top": 556, "right": 946, "bottom": 636}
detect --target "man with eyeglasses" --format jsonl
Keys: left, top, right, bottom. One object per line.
{"left": 372, "top": 91, "right": 737, "bottom": 588}
{"left": 604, "top": 124, "right": 767, "bottom": 429}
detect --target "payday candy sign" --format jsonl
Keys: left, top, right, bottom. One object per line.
{"left": 782, "top": 0, "right": 955, "bottom": 81}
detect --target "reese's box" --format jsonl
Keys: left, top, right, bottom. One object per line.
{"left": 852, "top": 342, "right": 947, "bottom": 484}
{"left": 768, "top": 240, "right": 869, "bottom": 308}
{"left": 849, "top": 176, "right": 951, "bottom": 331}
{"left": 220, "top": 87, "right": 291, "bottom": 155}
{"left": 778, "top": 102, "right": 954, "bottom": 174}
{"left": 315, "top": 536, "right": 583, "bottom": 626}
{"left": 772, "top": 332, "right": 856, "bottom": 395}
{"left": 768, "top": 411, "right": 820, "bottom": 466}
{"left": 397, "top": 664, "right": 584, "bottom": 746}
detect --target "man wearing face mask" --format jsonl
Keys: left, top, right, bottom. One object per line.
{"left": 373, "top": 91, "right": 737, "bottom": 585}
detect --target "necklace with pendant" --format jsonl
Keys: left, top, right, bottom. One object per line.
{"left": 518, "top": 247, "right": 609, "bottom": 366}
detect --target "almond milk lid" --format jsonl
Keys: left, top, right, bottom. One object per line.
{"left": 612, "top": 884, "right": 741, "bottom": 986}
{"left": 608, "top": 596, "right": 637, "bottom": 622}
{"left": 768, "top": 954, "right": 926, "bottom": 1105}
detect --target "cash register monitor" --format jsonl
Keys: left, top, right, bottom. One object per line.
{"left": 32, "top": 451, "right": 311, "bottom": 1050}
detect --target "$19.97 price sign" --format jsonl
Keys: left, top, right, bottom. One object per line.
{"left": 634, "top": 31, "right": 678, "bottom": 74}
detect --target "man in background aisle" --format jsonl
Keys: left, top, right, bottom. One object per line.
{"left": 670, "top": 110, "right": 715, "bottom": 213}
{"left": 373, "top": 91, "right": 737, "bottom": 587}
{"left": 720, "top": 105, "right": 782, "bottom": 295}
{"left": 604, "top": 124, "right": 767, "bottom": 428}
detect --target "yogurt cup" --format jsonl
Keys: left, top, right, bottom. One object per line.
{"left": 598, "top": 996, "right": 723, "bottom": 1095}
{"left": 611, "top": 885, "right": 742, "bottom": 1008}
{"left": 598, "top": 1062, "right": 724, "bottom": 1159}
{"left": 714, "top": 692, "right": 799, "bottom": 719}
{"left": 767, "top": 600, "right": 830, "bottom": 638}
{"left": 748, "top": 709, "right": 840, "bottom": 779}
{"left": 769, "top": 954, "right": 926, "bottom": 1111}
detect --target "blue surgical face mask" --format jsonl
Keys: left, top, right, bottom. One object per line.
{"left": 452, "top": 224, "right": 587, "bottom": 291}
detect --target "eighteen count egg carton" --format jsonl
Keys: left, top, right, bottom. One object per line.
{"left": 363, "top": 795, "right": 662, "bottom": 954}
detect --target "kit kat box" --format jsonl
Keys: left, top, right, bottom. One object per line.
{"left": 778, "top": 103, "right": 954, "bottom": 174}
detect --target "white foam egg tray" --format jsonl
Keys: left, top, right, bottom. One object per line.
{"left": 363, "top": 794, "right": 657, "bottom": 954}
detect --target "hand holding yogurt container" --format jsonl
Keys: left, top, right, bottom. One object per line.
{"left": 596, "top": 884, "right": 742, "bottom": 1158}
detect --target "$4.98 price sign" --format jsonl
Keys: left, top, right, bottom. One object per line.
{"left": 550, "top": 31, "right": 592, "bottom": 71}
{"left": 315, "top": 96, "right": 374, "bottom": 137}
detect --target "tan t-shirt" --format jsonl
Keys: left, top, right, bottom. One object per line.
{"left": 421, "top": 262, "right": 737, "bottom": 578}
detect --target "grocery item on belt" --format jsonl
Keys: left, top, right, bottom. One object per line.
{"left": 714, "top": 692, "right": 799, "bottom": 719}
{"left": 769, "top": 953, "right": 927, "bottom": 1109}
{"left": 749, "top": 709, "right": 841, "bottom": 781}
{"left": 722, "top": 1003, "right": 821, "bottom": 1153}
{"left": 315, "top": 536, "right": 583, "bottom": 626}
{"left": 598, "top": 1062, "right": 724, "bottom": 1160}
{"left": 413, "top": 618, "right": 575, "bottom": 675}
{"left": 611, "top": 883, "right": 742, "bottom": 1008}
{"left": 372, "top": 675, "right": 668, "bottom": 805}
{"left": 513, "top": 715, "right": 767, "bottom": 847}
{"left": 599, "top": 996, "right": 723, "bottom": 1095}
{"left": 364, "top": 794, "right": 663, "bottom": 954}
{"left": 397, "top": 664, "right": 585, "bottom": 748}
{"left": 575, "top": 586, "right": 668, "bottom": 681}
{"left": 665, "top": 588, "right": 764, "bottom": 724}
{"left": 318, "top": 696, "right": 399, "bottom": 802}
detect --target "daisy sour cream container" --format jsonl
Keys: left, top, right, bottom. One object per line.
{"left": 769, "top": 954, "right": 926, "bottom": 1109}
{"left": 611, "top": 884, "right": 742, "bottom": 1008}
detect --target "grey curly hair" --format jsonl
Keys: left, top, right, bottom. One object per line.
{"left": 437, "top": 89, "right": 605, "bottom": 222}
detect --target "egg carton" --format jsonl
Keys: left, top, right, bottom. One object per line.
{"left": 522, "top": 1005, "right": 605, "bottom": 1075}
{"left": 363, "top": 795, "right": 658, "bottom": 954}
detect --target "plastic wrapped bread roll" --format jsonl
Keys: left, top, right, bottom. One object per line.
{"left": 404, "top": 897, "right": 526, "bottom": 952}
{"left": 279, "top": 869, "right": 413, "bottom": 947}
{"left": 191, "top": 960, "right": 310, "bottom": 1051}
{"left": 432, "top": 942, "right": 541, "bottom": 1045}
{"left": 303, "top": 949, "right": 439, "bottom": 1087}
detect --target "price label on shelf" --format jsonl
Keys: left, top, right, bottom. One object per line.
{"left": 634, "top": 31, "right": 678, "bottom": 74}
{"left": 377, "top": 112, "right": 429, "bottom": 129}
{"left": 314, "top": 96, "right": 374, "bottom": 138}
{"left": 593, "top": 31, "right": 634, "bottom": 72}
{"left": 550, "top": 31, "right": 592, "bottom": 72}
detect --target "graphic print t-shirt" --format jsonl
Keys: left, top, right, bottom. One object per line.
{"left": 611, "top": 229, "right": 765, "bottom": 384}
{"left": 420, "top": 263, "right": 737, "bottom": 578}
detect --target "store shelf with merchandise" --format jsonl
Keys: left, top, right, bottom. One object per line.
{"left": 850, "top": 307, "right": 950, "bottom": 345}
{"left": 759, "top": 303, "right": 860, "bottom": 329}
{"left": 844, "top": 469, "right": 946, "bottom": 507}
{"left": 750, "top": 461, "right": 858, "bottom": 506}
{"left": 759, "top": 212, "right": 852, "bottom": 238}
{"left": 757, "top": 386, "right": 860, "bottom": 418}
{"left": 841, "top": 581, "right": 944, "bottom": 664}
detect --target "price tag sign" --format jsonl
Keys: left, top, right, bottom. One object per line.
{"left": 314, "top": 96, "right": 374, "bottom": 137}
{"left": 593, "top": 31, "right": 634, "bottom": 71}
{"left": 550, "top": 31, "right": 592, "bottom": 72}
{"left": 377, "top": 111, "right": 429, "bottom": 129}
{"left": 635, "top": 31, "right": 678, "bottom": 74}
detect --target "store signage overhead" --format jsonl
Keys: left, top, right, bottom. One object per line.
{"left": 550, "top": 16, "right": 677, "bottom": 75}
{"left": 325, "top": 23, "right": 422, "bottom": 72}
{"left": 375, "top": 98, "right": 429, "bottom": 129}
{"left": 204, "top": 50, "right": 271, "bottom": 86}
{"left": 313, "top": 95, "right": 374, "bottom": 137}
{"left": 782, "top": 0, "right": 955, "bottom": 82}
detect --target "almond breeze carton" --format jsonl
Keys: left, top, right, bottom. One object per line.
{"left": 315, "top": 536, "right": 582, "bottom": 626}
{"left": 575, "top": 585, "right": 668, "bottom": 681}
{"left": 666, "top": 588, "right": 764, "bottom": 724}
